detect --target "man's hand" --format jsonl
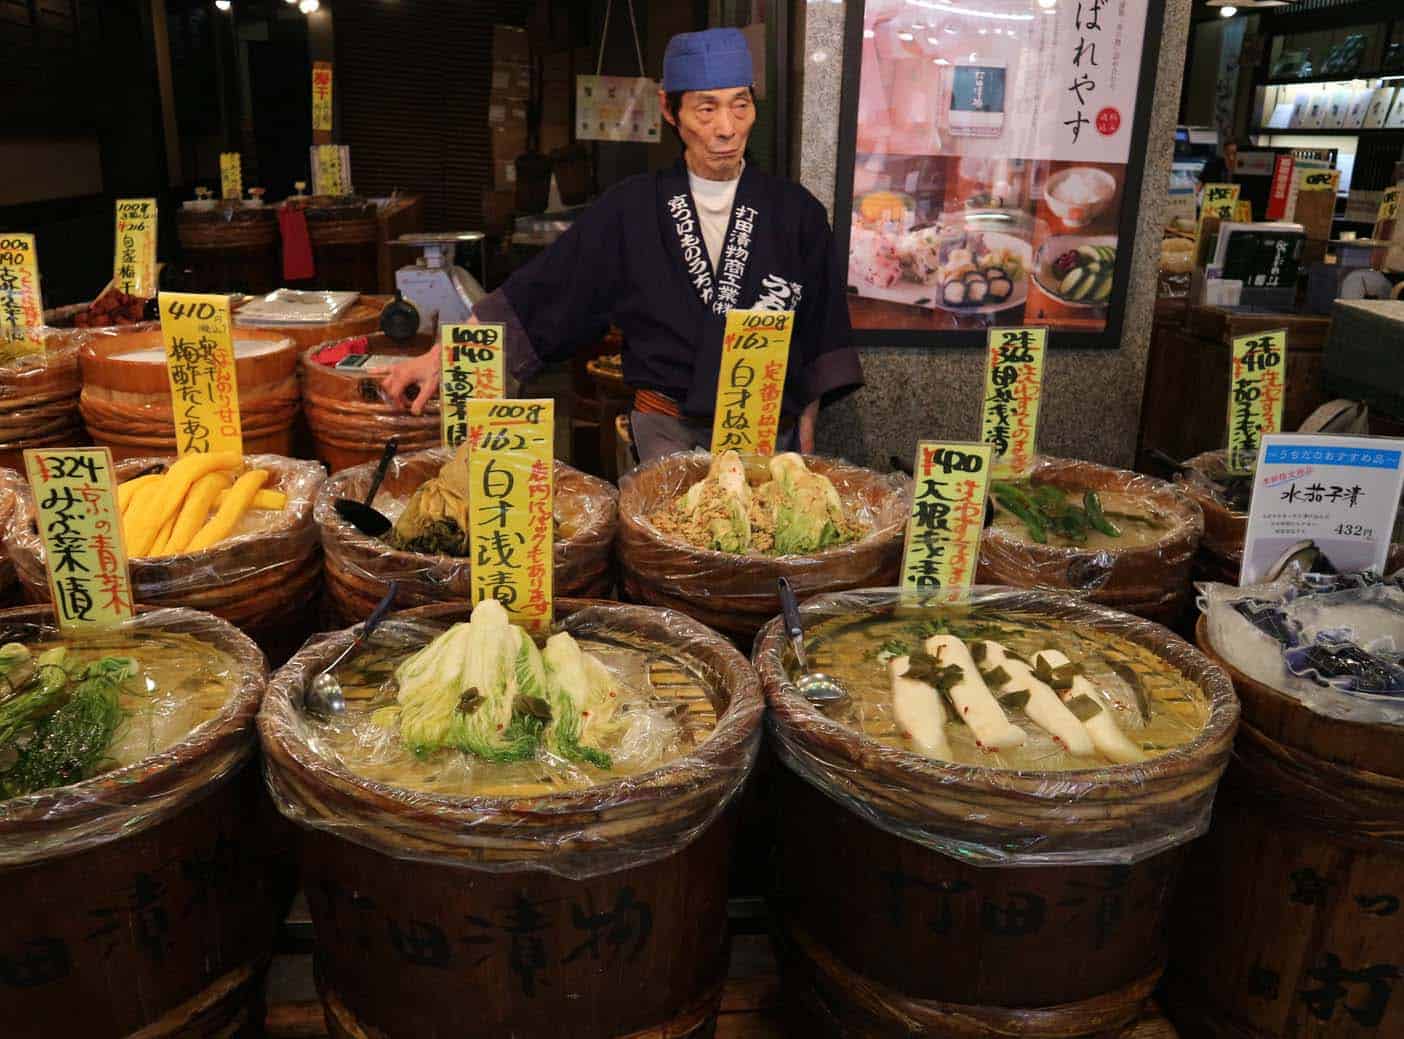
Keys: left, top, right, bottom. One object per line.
{"left": 799, "top": 399, "right": 819, "bottom": 455}
{"left": 376, "top": 344, "right": 442, "bottom": 416}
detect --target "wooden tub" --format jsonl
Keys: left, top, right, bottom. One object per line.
{"left": 0, "top": 331, "right": 86, "bottom": 471}
{"left": 78, "top": 326, "right": 301, "bottom": 461}
{"left": 0, "top": 604, "right": 291, "bottom": 1039}
{"left": 177, "top": 203, "right": 279, "bottom": 295}
{"left": 258, "top": 600, "right": 763, "bottom": 1038}
{"left": 297, "top": 198, "right": 380, "bottom": 293}
{"left": 1163, "top": 618, "right": 1404, "bottom": 1038}
{"left": 753, "top": 590, "right": 1239, "bottom": 1038}
{"left": 299, "top": 333, "right": 440, "bottom": 472}
{"left": 316, "top": 447, "right": 616, "bottom": 626}
{"left": 617, "top": 453, "right": 911, "bottom": 643}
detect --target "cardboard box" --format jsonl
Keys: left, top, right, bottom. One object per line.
{"left": 540, "top": 120, "right": 571, "bottom": 155}
{"left": 483, "top": 188, "right": 516, "bottom": 235}
{"left": 542, "top": 81, "right": 571, "bottom": 125}
{"left": 492, "top": 160, "right": 518, "bottom": 191}
{"left": 491, "top": 63, "right": 531, "bottom": 96}
{"left": 493, "top": 25, "right": 529, "bottom": 65}
{"left": 543, "top": 50, "right": 571, "bottom": 84}
{"left": 488, "top": 97, "right": 529, "bottom": 129}
{"left": 491, "top": 124, "right": 529, "bottom": 160}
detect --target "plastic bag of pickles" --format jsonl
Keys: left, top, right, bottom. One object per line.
{"left": 0, "top": 605, "right": 266, "bottom": 866}
{"left": 752, "top": 587, "right": 1240, "bottom": 866}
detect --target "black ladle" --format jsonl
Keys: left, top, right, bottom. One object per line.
{"left": 334, "top": 438, "right": 398, "bottom": 537}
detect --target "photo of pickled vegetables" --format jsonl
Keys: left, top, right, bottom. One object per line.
{"left": 649, "top": 451, "right": 867, "bottom": 556}
{"left": 119, "top": 453, "right": 288, "bottom": 558}
{"left": 990, "top": 480, "right": 1175, "bottom": 550}
{"left": 1035, "top": 235, "right": 1117, "bottom": 307}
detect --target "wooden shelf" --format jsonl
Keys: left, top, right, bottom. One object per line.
{"left": 1249, "top": 125, "right": 1404, "bottom": 135}
{"left": 1264, "top": 72, "right": 1404, "bottom": 87}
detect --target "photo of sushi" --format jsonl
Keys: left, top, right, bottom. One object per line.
{"left": 1033, "top": 235, "right": 1117, "bottom": 308}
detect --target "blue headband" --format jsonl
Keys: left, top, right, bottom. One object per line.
{"left": 662, "top": 28, "right": 753, "bottom": 93}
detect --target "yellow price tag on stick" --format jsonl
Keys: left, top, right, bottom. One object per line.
{"left": 23, "top": 447, "right": 135, "bottom": 632}
{"left": 1201, "top": 184, "right": 1240, "bottom": 219}
{"left": 710, "top": 309, "right": 793, "bottom": 456}
{"left": 158, "top": 293, "right": 243, "bottom": 457}
{"left": 900, "top": 442, "right": 992, "bottom": 595}
{"left": 313, "top": 145, "right": 344, "bottom": 196}
{"left": 114, "top": 199, "right": 158, "bottom": 298}
{"left": 220, "top": 153, "right": 243, "bottom": 201}
{"left": 980, "top": 327, "right": 1047, "bottom": 479}
{"left": 1297, "top": 169, "right": 1340, "bottom": 193}
{"left": 1378, "top": 186, "right": 1399, "bottom": 224}
{"left": 441, "top": 324, "right": 506, "bottom": 448}
{"left": 467, "top": 399, "right": 554, "bottom": 631}
{"left": 0, "top": 233, "right": 45, "bottom": 363}
{"left": 1226, "top": 329, "right": 1287, "bottom": 475}
{"left": 312, "top": 61, "right": 334, "bottom": 133}
{"left": 1233, "top": 200, "right": 1253, "bottom": 223}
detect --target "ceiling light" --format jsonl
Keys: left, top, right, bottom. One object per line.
{"left": 1219, "top": 5, "right": 1237, "bottom": 16}
{"left": 299, "top": 0, "right": 319, "bottom": 11}
{"left": 215, "top": 0, "right": 231, "bottom": 9}
{"left": 1038, "top": 0, "right": 1057, "bottom": 9}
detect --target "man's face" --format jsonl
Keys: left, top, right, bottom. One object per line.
{"left": 660, "top": 86, "right": 755, "bottom": 181}
{"left": 1224, "top": 142, "right": 1238, "bottom": 171}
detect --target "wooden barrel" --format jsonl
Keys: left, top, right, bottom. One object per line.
{"left": 6, "top": 454, "right": 325, "bottom": 663}
{"left": 78, "top": 326, "right": 301, "bottom": 462}
{"left": 316, "top": 447, "right": 617, "bottom": 626}
{"left": 977, "top": 457, "right": 1205, "bottom": 625}
{"left": 176, "top": 204, "right": 279, "bottom": 295}
{"left": 617, "top": 453, "right": 912, "bottom": 643}
{"left": 753, "top": 590, "right": 1239, "bottom": 1038}
{"left": 0, "top": 468, "right": 23, "bottom": 607}
{"left": 299, "top": 333, "right": 439, "bottom": 472}
{"left": 0, "top": 604, "right": 290, "bottom": 1039}
{"left": 298, "top": 199, "right": 380, "bottom": 293}
{"left": 0, "top": 331, "right": 86, "bottom": 471}
{"left": 258, "top": 600, "right": 764, "bottom": 1038}
{"left": 1163, "top": 618, "right": 1404, "bottom": 1038}
{"left": 233, "top": 293, "right": 389, "bottom": 350}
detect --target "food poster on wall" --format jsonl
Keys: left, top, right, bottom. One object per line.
{"left": 841, "top": 0, "right": 1157, "bottom": 345}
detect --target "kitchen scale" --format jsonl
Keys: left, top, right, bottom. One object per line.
{"left": 387, "top": 232, "right": 487, "bottom": 332}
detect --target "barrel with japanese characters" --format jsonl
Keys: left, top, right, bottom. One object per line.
{"left": 1162, "top": 619, "right": 1404, "bottom": 1038}
{"left": 258, "top": 600, "right": 763, "bottom": 1039}
{"left": 753, "top": 589, "right": 1238, "bottom": 1038}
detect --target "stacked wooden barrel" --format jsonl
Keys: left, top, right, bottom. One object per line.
{"left": 0, "top": 329, "right": 85, "bottom": 471}
{"left": 176, "top": 203, "right": 279, "bottom": 295}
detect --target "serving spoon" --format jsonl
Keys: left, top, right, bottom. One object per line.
{"left": 334, "top": 438, "right": 398, "bottom": 537}
{"left": 777, "top": 577, "right": 848, "bottom": 706}
{"left": 305, "top": 581, "right": 399, "bottom": 716}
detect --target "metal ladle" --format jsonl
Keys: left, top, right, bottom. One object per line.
{"left": 305, "top": 581, "right": 400, "bottom": 716}
{"left": 334, "top": 438, "right": 398, "bottom": 537}
{"left": 777, "top": 577, "right": 848, "bottom": 706}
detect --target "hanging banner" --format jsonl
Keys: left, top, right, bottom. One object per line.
{"left": 466, "top": 399, "right": 554, "bottom": 631}
{"left": 312, "top": 145, "right": 348, "bottom": 197}
{"left": 23, "top": 447, "right": 135, "bottom": 631}
{"left": 900, "top": 442, "right": 992, "bottom": 594}
{"left": 575, "top": 75, "right": 661, "bottom": 143}
{"left": 0, "top": 233, "right": 45, "bottom": 362}
{"left": 158, "top": 292, "right": 244, "bottom": 457}
{"left": 1201, "top": 183, "right": 1241, "bottom": 220}
{"left": 710, "top": 309, "right": 793, "bottom": 457}
{"left": 1226, "top": 329, "right": 1286, "bottom": 475}
{"left": 312, "top": 61, "right": 334, "bottom": 133}
{"left": 1377, "top": 186, "right": 1399, "bottom": 223}
{"left": 980, "top": 327, "right": 1047, "bottom": 479}
{"left": 440, "top": 323, "right": 506, "bottom": 449}
{"left": 113, "top": 198, "right": 158, "bottom": 298}
{"left": 220, "top": 152, "right": 243, "bottom": 201}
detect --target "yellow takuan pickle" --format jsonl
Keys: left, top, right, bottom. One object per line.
{"left": 148, "top": 452, "right": 242, "bottom": 533}
{"left": 117, "top": 473, "right": 163, "bottom": 517}
{"left": 161, "top": 471, "right": 234, "bottom": 557}
{"left": 186, "top": 469, "right": 270, "bottom": 553}
{"left": 215, "top": 488, "right": 286, "bottom": 511}
{"left": 125, "top": 478, "right": 176, "bottom": 557}
{"left": 147, "top": 513, "right": 178, "bottom": 557}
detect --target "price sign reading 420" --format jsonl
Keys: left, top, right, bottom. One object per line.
{"left": 440, "top": 323, "right": 505, "bottom": 448}
{"left": 900, "top": 442, "right": 992, "bottom": 594}
{"left": 710, "top": 309, "right": 793, "bottom": 456}
{"left": 23, "top": 448, "right": 134, "bottom": 632}
{"left": 159, "top": 293, "right": 243, "bottom": 457}
{"left": 1226, "top": 329, "right": 1286, "bottom": 474}
{"left": 980, "top": 327, "right": 1047, "bottom": 479}
{"left": 0, "top": 233, "right": 45, "bottom": 362}
{"left": 113, "top": 198, "right": 157, "bottom": 297}
{"left": 467, "top": 399, "right": 554, "bottom": 631}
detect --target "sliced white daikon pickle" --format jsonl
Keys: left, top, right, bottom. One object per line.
{"left": 1032, "top": 649, "right": 1147, "bottom": 764}
{"left": 923, "top": 635, "right": 1025, "bottom": 751}
{"left": 978, "top": 642, "right": 1096, "bottom": 757}
{"left": 889, "top": 656, "right": 951, "bottom": 760}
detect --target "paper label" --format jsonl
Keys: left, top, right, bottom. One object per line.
{"left": 1201, "top": 183, "right": 1240, "bottom": 219}
{"left": 575, "top": 75, "right": 661, "bottom": 143}
{"left": 440, "top": 323, "right": 506, "bottom": 449}
{"left": 1233, "top": 199, "right": 1253, "bottom": 223}
{"left": 1377, "top": 186, "right": 1399, "bottom": 223}
{"left": 1297, "top": 168, "right": 1340, "bottom": 193}
{"left": 900, "top": 442, "right": 992, "bottom": 594}
{"left": 23, "top": 448, "right": 135, "bottom": 631}
{"left": 466, "top": 399, "right": 554, "bottom": 631}
{"left": 1240, "top": 435, "right": 1404, "bottom": 585}
{"left": 312, "top": 61, "right": 334, "bottom": 133}
{"left": 158, "top": 293, "right": 243, "bottom": 456}
{"left": 981, "top": 327, "right": 1047, "bottom": 479}
{"left": 313, "top": 145, "right": 344, "bottom": 196}
{"left": 219, "top": 153, "right": 242, "bottom": 200}
{"left": 710, "top": 309, "right": 793, "bottom": 457}
{"left": 1227, "top": 329, "right": 1286, "bottom": 475}
{"left": 0, "top": 233, "right": 45, "bottom": 362}
{"left": 114, "top": 198, "right": 158, "bottom": 297}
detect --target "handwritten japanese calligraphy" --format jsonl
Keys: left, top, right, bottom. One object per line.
{"left": 900, "top": 442, "right": 992, "bottom": 594}
{"left": 710, "top": 309, "right": 792, "bottom": 457}
{"left": 980, "top": 328, "right": 1047, "bottom": 479}
{"left": 23, "top": 448, "right": 134, "bottom": 631}
{"left": 113, "top": 199, "right": 157, "bottom": 298}
{"left": 440, "top": 324, "right": 505, "bottom": 449}
{"left": 1377, "top": 187, "right": 1399, "bottom": 225}
{"left": 312, "top": 61, "right": 334, "bottom": 133}
{"left": 313, "top": 145, "right": 345, "bottom": 197}
{"left": 0, "top": 234, "right": 44, "bottom": 363}
{"left": 219, "top": 153, "right": 242, "bottom": 201}
{"left": 1226, "top": 329, "right": 1286, "bottom": 475}
{"left": 158, "top": 293, "right": 243, "bottom": 457}
{"left": 466, "top": 399, "right": 553, "bottom": 631}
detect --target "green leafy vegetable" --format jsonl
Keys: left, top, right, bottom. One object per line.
{"left": 1083, "top": 491, "right": 1122, "bottom": 538}
{"left": 0, "top": 647, "right": 69, "bottom": 750}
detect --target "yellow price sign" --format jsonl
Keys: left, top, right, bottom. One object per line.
{"left": 220, "top": 152, "right": 243, "bottom": 200}
{"left": 1201, "top": 183, "right": 1240, "bottom": 219}
{"left": 0, "top": 233, "right": 45, "bottom": 363}
{"left": 113, "top": 198, "right": 158, "bottom": 298}
{"left": 1376, "top": 186, "right": 1399, "bottom": 224}
{"left": 313, "top": 145, "right": 344, "bottom": 197}
{"left": 710, "top": 309, "right": 793, "bottom": 456}
{"left": 441, "top": 324, "right": 506, "bottom": 449}
{"left": 23, "top": 447, "right": 135, "bottom": 631}
{"left": 980, "top": 327, "right": 1047, "bottom": 479}
{"left": 312, "top": 61, "right": 334, "bottom": 133}
{"left": 1297, "top": 169, "right": 1340, "bottom": 193}
{"left": 466, "top": 398, "right": 554, "bottom": 631}
{"left": 1233, "top": 200, "right": 1253, "bottom": 223}
{"left": 900, "top": 442, "right": 992, "bottom": 595}
{"left": 158, "top": 293, "right": 243, "bottom": 457}
{"left": 1227, "top": 329, "right": 1287, "bottom": 475}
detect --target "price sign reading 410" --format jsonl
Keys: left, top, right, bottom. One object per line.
{"left": 159, "top": 293, "right": 243, "bottom": 457}
{"left": 440, "top": 323, "right": 505, "bottom": 448}
{"left": 710, "top": 309, "right": 793, "bottom": 456}
{"left": 466, "top": 399, "right": 554, "bottom": 631}
{"left": 900, "top": 442, "right": 992, "bottom": 595}
{"left": 1226, "top": 329, "right": 1286, "bottom": 475}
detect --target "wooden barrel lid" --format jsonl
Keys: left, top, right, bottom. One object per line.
{"left": 79, "top": 326, "right": 298, "bottom": 396}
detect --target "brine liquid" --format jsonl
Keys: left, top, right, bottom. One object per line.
{"left": 300, "top": 624, "right": 719, "bottom": 797}
{"left": 802, "top": 608, "right": 1208, "bottom": 770}
{"left": 991, "top": 489, "right": 1176, "bottom": 551}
